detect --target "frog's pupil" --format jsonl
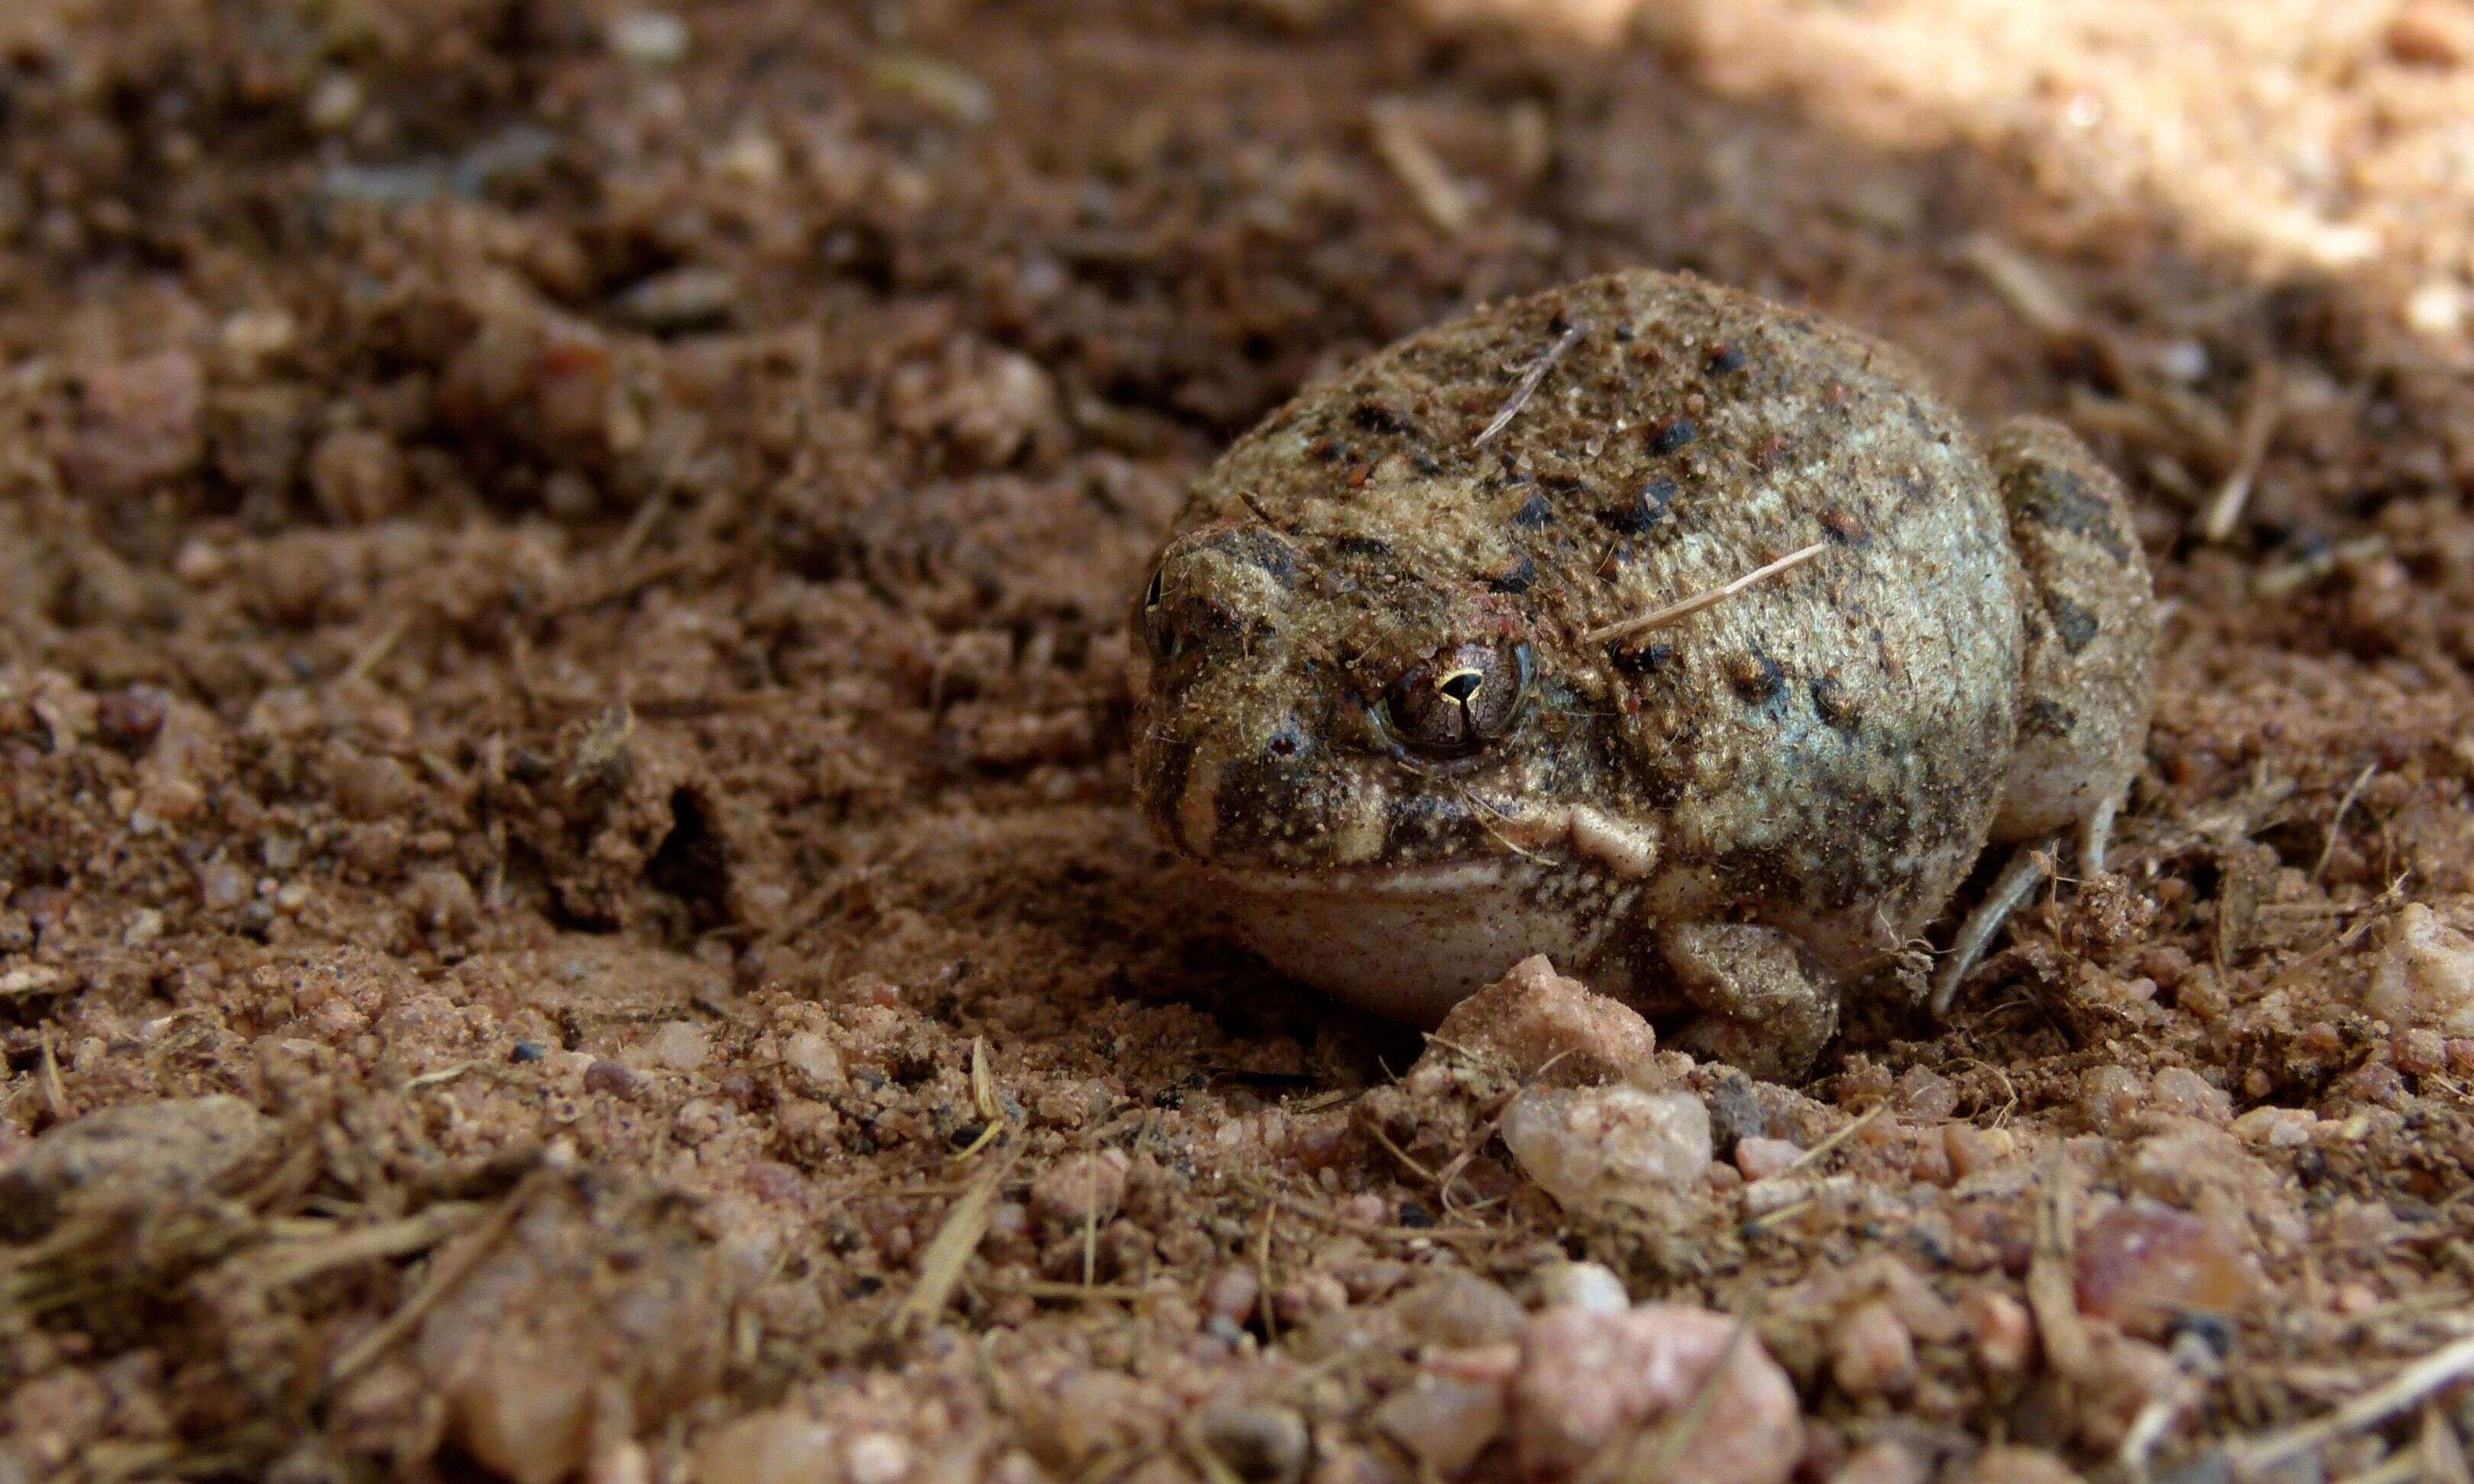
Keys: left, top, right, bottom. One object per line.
{"left": 1143, "top": 569, "right": 1164, "bottom": 611}
{"left": 1438, "top": 669, "right": 1485, "bottom": 705}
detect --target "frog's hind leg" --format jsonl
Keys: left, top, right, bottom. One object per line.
{"left": 1935, "top": 418, "right": 2156, "bottom": 1015}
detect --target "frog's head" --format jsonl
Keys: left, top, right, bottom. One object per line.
{"left": 1127, "top": 517, "right": 1643, "bottom": 1019}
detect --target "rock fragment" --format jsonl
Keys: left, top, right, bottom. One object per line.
{"left": 1431, "top": 955, "right": 1659, "bottom": 1085}
{"left": 1500, "top": 1085, "right": 1710, "bottom": 1209}
{"left": 1510, "top": 1303, "right": 1801, "bottom": 1482}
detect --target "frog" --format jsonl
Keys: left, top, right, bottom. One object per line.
{"left": 1128, "top": 269, "right": 2154, "bottom": 1079}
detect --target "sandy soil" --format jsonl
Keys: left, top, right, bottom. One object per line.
{"left": 3, "top": 1, "right": 2473, "bottom": 1480}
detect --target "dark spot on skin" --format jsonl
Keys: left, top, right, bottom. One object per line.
{"left": 1384, "top": 790, "right": 1475, "bottom": 854}
{"left": 1351, "top": 403, "right": 1410, "bottom": 436}
{"left": 1810, "top": 675, "right": 1857, "bottom": 731}
{"left": 1597, "top": 477, "right": 1677, "bottom": 535}
{"left": 1612, "top": 324, "right": 1636, "bottom": 342}
{"left": 1713, "top": 844, "right": 1798, "bottom": 899}
{"left": 1540, "top": 474, "right": 1586, "bottom": 496}
{"left": 1334, "top": 534, "right": 1392, "bottom": 559}
{"left": 1512, "top": 490, "right": 1555, "bottom": 529}
{"left": 1312, "top": 440, "right": 1344, "bottom": 463}
{"left": 1633, "top": 764, "right": 1688, "bottom": 812}
{"left": 2022, "top": 698, "right": 2076, "bottom": 739}
{"left": 1486, "top": 552, "right": 1535, "bottom": 595}
{"left": 1412, "top": 452, "right": 1443, "bottom": 476}
{"left": 2015, "top": 464, "right": 2134, "bottom": 563}
{"left": 1610, "top": 641, "right": 1675, "bottom": 679}
{"left": 1818, "top": 509, "right": 1869, "bottom": 545}
{"left": 2044, "top": 593, "right": 2101, "bottom": 655}
{"left": 1730, "top": 649, "right": 1786, "bottom": 704}
{"left": 1649, "top": 415, "right": 1698, "bottom": 455}
{"left": 1705, "top": 342, "right": 1746, "bottom": 376}
{"left": 1263, "top": 718, "right": 1308, "bottom": 762}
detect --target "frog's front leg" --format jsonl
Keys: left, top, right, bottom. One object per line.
{"left": 1660, "top": 922, "right": 1840, "bottom": 1081}
{"left": 1934, "top": 416, "right": 2157, "bottom": 1013}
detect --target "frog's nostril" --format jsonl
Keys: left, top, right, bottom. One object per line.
{"left": 1264, "top": 721, "right": 1308, "bottom": 762}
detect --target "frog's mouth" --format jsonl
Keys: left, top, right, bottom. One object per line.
{"left": 1185, "top": 853, "right": 1629, "bottom": 1025}
{"left": 1199, "top": 858, "right": 1533, "bottom": 898}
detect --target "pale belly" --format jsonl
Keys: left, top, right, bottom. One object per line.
{"left": 1208, "top": 863, "right": 1634, "bottom": 1026}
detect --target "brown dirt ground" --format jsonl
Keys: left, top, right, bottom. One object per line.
{"left": 4, "top": 1, "right": 2474, "bottom": 1480}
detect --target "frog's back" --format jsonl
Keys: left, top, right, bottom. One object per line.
{"left": 1179, "top": 270, "right": 2024, "bottom": 961}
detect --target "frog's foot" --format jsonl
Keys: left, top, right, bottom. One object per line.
{"left": 1928, "top": 798, "right": 2116, "bottom": 1016}
{"left": 1660, "top": 922, "right": 1839, "bottom": 1082}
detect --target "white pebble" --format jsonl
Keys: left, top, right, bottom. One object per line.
{"left": 608, "top": 11, "right": 689, "bottom": 66}
{"left": 845, "top": 1433, "right": 911, "bottom": 1484}
{"left": 1500, "top": 1086, "right": 1711, "bottom": 1210}
{"left": 1532, "top": 1260, "right": 1629, "bottom": 1316}
{"left": 2367, "top": 904, "right": 2474, "bottom": 1033}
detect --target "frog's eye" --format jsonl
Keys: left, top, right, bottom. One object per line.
{"left": 1139, "top": 566, "right": 1179, "bottom": 660}
{"left": 1382, "top": 640, "right": 1530, "bottom": 757}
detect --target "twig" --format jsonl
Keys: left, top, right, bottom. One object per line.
{"left": 1474, "top": 321, "right": 1587, "bottom": 447}
{"left": 255, "top": 1203, "right": 485, "bottom": 1290}
{"left": 2028, "top": 1142, "right": 2094, "bottom": 1381}
{"left": 889, "top": 1145, "right": 1017, "bottom": 1341}
{"left": 327, "top": 1173, "right": 543, "bottom": 1388}
{"left": 1584, "top": 543, "right": 1829, "bottom": 645}
{"left": 1368, "top": 100, "right": 1469, "bottom": 238}
{"left": 2328, "top": 1452, "right": 2423, "bottom": 1484}
{"left": 2232, "top": 1334, "right": 2474, "bottom": 1474}
{"left": 37, "top": 1026, "right": 69, "bottom": 1121}
{"left": 2203, "top": 374, "right": 2281, "bottom": 543}
{"left": 2313, "top": 763, "right": 2378, "bottom": 882}
{"left": 1960, "top": 234, "right": 2082, "bottom": 339}
{"left": 339, "top": 611, "right": 412, "bottom": 687}
{"left": 1746, "top": 1103, "right": 1882, "bottom": 1188}
{"left": 1254, "top": 1204, "right": 1280, "bottom": 1344}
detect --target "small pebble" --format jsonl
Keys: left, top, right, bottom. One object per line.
{"left": 1830, "top": 1441, "right": 1930, "bottom": 1484}
{"left": 781, "top": 1032, "right": 845, "bottom": 1094}
{"left": 1828, "top": 1300, "right": 1915, "bottom": 1397}
{"left": 1429, "top": 954, "right": 1658, "bottom": 1086}
{"left": 1957, "top": 1447, "right": 2082, "bottom": 1484}
{"left": 1371, "top": 1377, "right": 1503, "bottom": 1477}
{"left": 2368, "top": 905, "right": 2474, "bottom": 1033}
{"left": 2148, "top": 1068, "right": 2230, "bottom": 1123}
{"left": 608, "top": 11, "right": 689, "bottom": 65}
{"left": 1195, "top": 1403, "right": 1308, "bottom": 1484}
{"left": 2230, "top": 1106, "right": 2315, "bottom": 1148}
{"left": 1944, "top": 1122, "right": 2015, "bottom": 1178}
{"left": 1030, "top": 1150, "right": 1129, "bottom": 1230}
{"left": 845, "top": 1433, "right": 911, "bottom": 1484}
{"left": 2074, "top": 1200, "right": 2258, "bottom": 1338}
{"left": 1203, "top": 1267, "right": 1261, "bottom": 1327}
{"left": 1500, "top": 1085, "right": 1711, "bottom": 1210}
{"left": 1734, "top": 1135, "right": 1803, "bottom": 1181}
{"left": 644, "top": 1021, "right": 709, "bottom": 1073}
{"left": 618, "top": 267, "right": 736, "bottom": 332}
{"left": 583, "top": 1060, "right": 647, "bottom": 1100}
{"left": 1967, "top": 1289, "right": 2034, "bottom": 1373}
{"left": 1511, "top": 1304, "right": 1801, "bottom": 1482}
{"left": 1531, "top": 1260, "right": 1629, "bottom": 1316}
{"left": 2392, "top": 1027, "right": 2447, "bottom": 1074}
{"left": 2079, "top": 1065, "right": 2145, "bottom": 1132}
{"left": 1396, "top": 1272, "right": 1527, "bottom": 1348}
